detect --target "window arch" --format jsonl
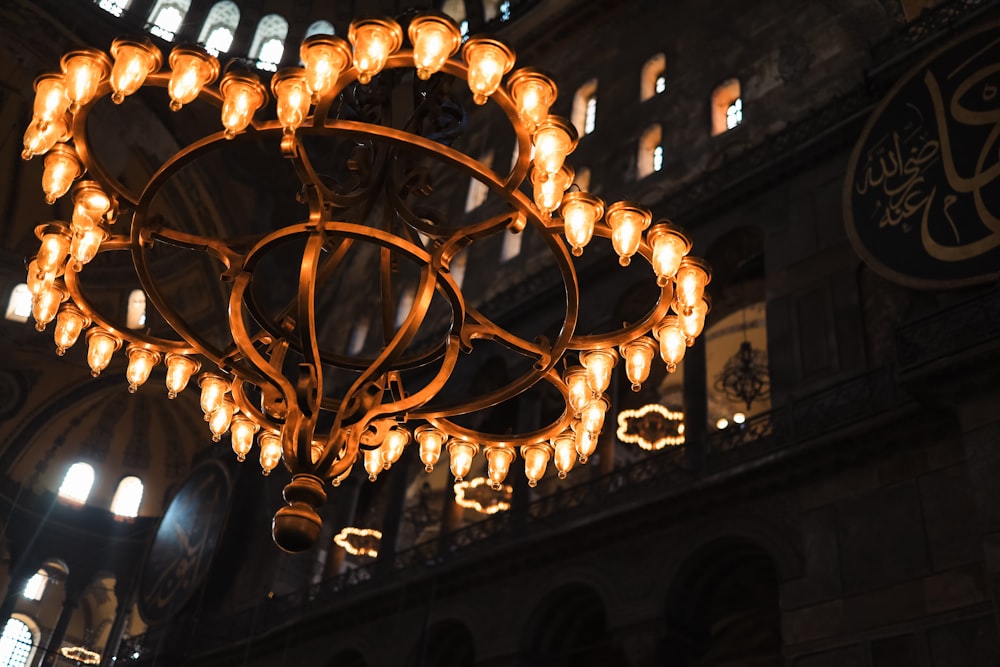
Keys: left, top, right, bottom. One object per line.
{"left": 250, "top": 14, "right": 289, "bottom": 72}
{"left": 0, "top": 616, "right": 38, "bottom": 667}
{"left": 711, "top": 78, "right": 743, "bottom": 136}
{"left": 637, "top": 125, "right": 663, "bottom": 179}
{"left": 147, "top": 0, "right": 191, "bottom": 41}
{"left": 97, "top": 0, "right": 131, "bottom": 18}
{"left": 23, "top": 570, "right": 48, "bottom": 601}
{"left": 126, "top": 289, "right": 146, "bottom": 329}
{"left": 198, "top": 1, "right": 240, "bottom": 56}
{"left": 111, "top": 476, "right": 144, "bottom": 518}
{"left": 641, "top": 53, "right": 666, "bottom": 101}
{"left": 58, "top": 462, "right": 95, "bottom": 504}
{"left": 571, "top": 79, "right": 598, "bottom": 137}
{"left": 304, "top": 20, "right": 335, "bottom": 38}
{"left": 5, "top": 283, "right": 32, "bottom": 323}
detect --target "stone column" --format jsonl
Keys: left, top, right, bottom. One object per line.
{"left": 682, "top": 337, "right": 708, "bottom": 471}
{"left": 39, "top": 576, "right": 84, "bottom": 667}
{"left": 98, "top": 576, "right": 137, "bottom": 667}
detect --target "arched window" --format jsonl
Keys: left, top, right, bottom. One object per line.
{"left": 0, "top": 617, "right": 37, "bottom": 667}
{"left": 147, "top": 0, "right": 191, "bottom": 42}
{"left": 711, "top": 78, "right": 742, "bottom": 136}
{"left": 637, "top": 125, "right": 663, "bottom": 179}
{"left": 348, "top": 317, "right": 369, "bottom": 355}
{"left": 111, "top": 476, "right": 144, "bottom": 518}
{"left": 500, "top": 231, "right": 522, "bottom": 262}
{"left": 126, "top": 289, "right": 146, "bottom": 329}
{"left": 58, "top": 462, "right": 95, "bottom": 505}
{"left": 250, "top": 15, "right": 289, "bottom": 72}
{"left": 198, "top": 1, "right": 240, "bottom": 56}
{"left": 23, "top": 570, "right": 48, "bottom": 601}
{"left": 5, "top": 284, "right": 32, "bottom": 323}
{"left": 571, "top": 79, "right": 598, "bottom": 137}
{"left": 97, "top": 0, "right": 131, "bottom": 18}
{"left": 304, "top": 20, "right": 335, "bottom": 38}
{"left": 640, "top": 53, "right": 666, "bottom": 101}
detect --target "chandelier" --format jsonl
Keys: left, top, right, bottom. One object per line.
{"left": 20, "top": 14, "right": 711, "bottom": 552}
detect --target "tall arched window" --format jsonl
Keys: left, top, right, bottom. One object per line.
{"left": 198, "top": 1, "right": 240, "bottom": 56}
{"left": 571, "top": 79, "right": 598, "bottom": 136}
{"left": 23, "top": 570, "right": 48, "bottom": 601}
{"left": 111, "top": 476, "right": 144, "bottom": 518}
{"left": 126, "top": 289, "right": 146, "bottom": 329}
{"left": 250, "top": 15, "right": 289, "bottom": 72}
{"left": 500, "top": 230, "right": 522, "bottom": 262}
{"left": 304, "top": 20, "right": 335, "bottom": 38}
{"left": 97, "top": 0, "right": 131, "bottom": 18}
{"left": 5, "top": 283, "right": 32, "bottom": 323}
{"left": 637, "top": 125, "right": 663, "bottom": 179}
{"left": 640, "top": 53, "right": 666, "bottom": 101}
{"left": 147, "top": 0, "right": 192, "bottom": 41}
{"left": 711, "top": 78, "right": 743, "bottom": 136}
{"left": 58, "top": 462, "right": 95, "bottom": 504}
{"left": 0, "top": 617, "right": 37, "bottom": 667}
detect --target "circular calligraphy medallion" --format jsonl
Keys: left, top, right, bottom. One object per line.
{"left": 844, "top": 21, "right": 1000, "bottom": 288}
{"left": 137, "top": 460, "right": 231, "bottom": 625}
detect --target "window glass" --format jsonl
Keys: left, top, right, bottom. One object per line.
{"left": 198, "top": 1, "right": 240, "bottom": 56}
{"left": 0, "top": 618, "right": 35, "bottom": 667}
{"left": 111, "top": 476, "right": 143, "bottom": 518}
{"left": 5, "top": 284, "right": 32, "bottom": 323}
{"left": 711, "top": 78, "right": 742, "bottom": 136}
{"left": 250, "top": 15, "right": 289, "bottom": 71}
{"left": 147, "top": 0, "right": 191, "bottom": 41}
{"left": 97, "top": 0, "right": 130, "bottom": 18}
{"left": 126, "top": 289, "right": 146, "bottom": 329}
{"left": 571, "top": 79, "right": 598, "bottom": 136}
{"left": 23, "top": 571, "right": 47, "bottom": 602}
{"left": 58, "top": 462, "right": 95, "bottom": 504}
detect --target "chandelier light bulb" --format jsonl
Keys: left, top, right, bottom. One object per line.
{"left": 531, "top": 165, "right": 573, "bottom": 216}
{"left": 415, "top": 425, "right": 446, "bottom": 472}
{"left": 521, "top": 443, "right": 552, "bottom": 487}
{"left": 560, "top": 192, "right": 604, "bottom": 257}
{"left": 230, "top": 414, "right": 259, "bottom": 462}
{"left": 259, "top": 432, "right": 282, "bottom": 475}
{"left": 209, "top": 396, "right": 237, "bottom": 442}
{"left": 581, "top": 348, "right": 618, "bottom": 395}
{"left": 219, "top": 72, "right": 267, "bottom": 140}
{"left": 21, "top": 115, "right": 69, "bottom": 160}
{"left": 32, "top": 283, "right": 66, "bottom": 332}
{"left": 35, "top": 226, "right": 71, "bottom": 275}
{"left": 69, "top": 223, "right": 109, "bottom": 271}
{"left": 681, "top": 295, "right": 711, "bottom": 345}
{"left": 86, "top": 328, "right": 121, "bottom": 377}
{"left": 381, "top": 427, "right": 411, "bottom": 469}
{"left": 109, "top": 38, "right": 162, "bottom": 104}
{"left": 53, "top": 304, "right": 90, "bottom": 356}
{"left": 572, "top": 420, "right": 598, "bottom": 463}
{"left": 300, "top": 35, "right": 352, "bottom": 101}
{"left": 363, "top": 446, "right": 384, "bottom": 481}
{"left": 654, "top": 315, "right": 687, "bottom": 372}
{"left": 563, "top": 366, "right": 592, "bottom": 416}
{"left": 198, "top": 372, "right": 230, "bottom": 418}
{"left": 125, "top": 344, "right": 161, "bottom": 393}
{"left": 462, "top": 37, "right": 515, "bottom": 105}
{"left": 606, "top": 201, "right": 652, "bottom": 267}
{"left": 31, "top": 74, "right": 70, "bottom": 129}
{"left": 272, "top": 68, "right": 312, "bottom": 135}
{"left": 551, "top": 431, "right": 576, "bottom": 479}
{"left": 674, "top": 257, "right": 712, "bottom": 316}
{"left": 60, "top": 49, "right": 111, "bottom": 112}
{"left": 26, "top": 260, "right": 55, "bottom": 296}
{"left": 580, "top": 396, "right": 610, "bottom": 434}
{"left": 409, "top": 15, "right": 461, "bottom": 80}
{"left": 509, "top": 68, "right": 557, "bottom": 132}
{"left": 447, "top": 439, "right": 479, "bottom": 482}
{"left": 485, "top": 445, "right": 515, "bottom": 490}
{"left": 42, "top": 145, "right": 83, "bottom": 204}
{"left": 621, "top": 336, "right": 658, "bottom": 392}
{"left": 647, "top": 222, "right": 691, "bottom": 286}
{"left": 348, "top": 18, "right": 403, "bottom": 85}
{"left": 164, "top": 353, "right": 200, "bottom": 399}
{"left": 71, "top": 181, "right": 111, "bottom": 232}
{"left": 167, "top": 46, "right": 219, "bottom": 111}
{"left": 532, "top": 116, "right": 577, "bottom": 178}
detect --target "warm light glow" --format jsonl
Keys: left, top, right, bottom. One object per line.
{"left": 53, "top": 304, "right": 89, "bottom": 356}
{"left": 109, "top": 38, "right": 162, "bottom": 104}
{"left": 219, "top": 72, "right": 267, "bottom": 140}
{"left": 616, "top": 403, "right": 685, "bottom": 450}
{"left": 581, "top": 348, "right": 617, "bottom": 394}
{"left": 415, "top": 425, "right": 447, "bottom": 472}
{"left": 259, "top": 431, "right": 283, "bottom": 475}
{"left": 621, "top": 337, "right": 657, "bottom": 391}
{"left": 36, "top": 226, "right": 71, "bottom": 274}
{"left": 69, "top": 223, "right": 110, "bottom": 271}
{"left": 71, "top": 182, "right": 112, "bottom": 233}
{"left": 209, "top": 397, "right": 237, "bottom": 442}
{"left": 654, "top": 315, "right": 686, "bottom": 372}
{"left": 42, "top": 144, "right": 82, "bottom": 204}
{"left": 606, "top": 201, "right": 652, "bottom": 266}
{"left": 230, "top": 414, "right": 259, "bottom": 462}
{"left": 164, "top": 353, "right": 200, "bottom": 398}
{"left": 167, "top": 46, "right": 219, "bottom": 111}
{"left": 674, "top": 258, "right": 711, "bottom": 315}
{"left": 572, "top": 421, "right": 598, "bottom": 463}
{"left": 509, "top": 68, "right": 557, "bottom": 131}
{"left": 560, "top": 191, "right": 604, "bottom": 256}
{"left": 86, "top": 328, "right": 121, "bottom": 377}
{"left": 31, "top": 284, "right": 65, "bottom": 331}
{"left": 485, "top": 445, "right": 515, "bottom": 489}
{"left": 580, "top": 396, "right": 609, "bottom": 434}
{"left": 454, "top": 477, "right": 511, "bottom": 514}
{"left": 647, "top": 222, "right": 691, "bottom": 286}
{"left": 271, "top": 68, "right": 311, "bottom": 134}
{"left": 532, "top": 116, "right": 577, "bottom": 177}
{"left": 531, "top": 165, "right": 573, "bottom": 215}
{"left": 348, "top": 18, "right": 403, "bottom": 85}
{"left": 563, "top": 366, "right": 591, "bottom": 416}
{"left": 381, "top": 427, "right": 410, "bottom": 469}
{"left": 551, "top": 430, "right": 576, "bottom": 479}
{"left": 680, "top": 295, "right": 710, "bottom": 345}
{"left": 60, "top": 646, "right": 100, "bottom": 665}
{"left": 125, "top": 345, "right": 161, "bottom": 393}
{"left": 363, "top": 446, "right": 384, "bottom": 481}
{"left": 409, "top": 15, "right": 461, "bottom": 80}
{"left": 60, "top": 49, "right": 111, "bottom": 112}
{"left": 26, "top": 260, "right": 54, "bottom": 296}
{"left": 521, "top": 442, "right": 552, "bottom": 487}
{"left": 447, "top": 438, "right": 479, "bottom": 482}
{"left": 462, "top": 37, "right": 515, "bottom": 105}
{"left": 198, "top": 373, "right": 230, "bottom": 417}
{"left": 300, "top": 35, "right": 352, "bottom": 101}
{"left": 32, "top": 74, "right": 70, "bottom": 128}
{"left": 21, "top": 114, "right": 69, "bottom": 160}
{"left": 333, "top": 526, "right": 382, "bottom": 557}
{"left": 733, "top": 412, "right": 746, "bottom": 424}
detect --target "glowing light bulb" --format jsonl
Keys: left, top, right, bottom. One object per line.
{"left": 551, "top": 430, "right": 576, "bottom": 479}
{"left": 198, "top": 372, "right": 230, "bottom": 417}
{"left": 164, "top": 353, "right": 200, "bottom": 399}
{"left": 125, "top": 345, "right": 161, "bottom": 393}
{"left": 415, "top": 425, "right": 446, "bottom": 472}
{"left": 271, "top": 68, "right": 312, "bottom": 134}
{"left": 69, "top": 223, "right": 109, "bottom": 270}
{"left": 647, "top": 222, "right": 691, "bottom": 286}
{"left": 21, "top": 115, "right": 69, "bottom": 160}
{"left": 462, "top": 37, "right": 515, "bottom": 105}
{"left": 532, "top": 116, "right": 577, "bottom": 177}
{"left": 447, "top": 439, "right": 479, "bottom": 482}
{"left": 521, "top": 443, "right": 552, "bottom": 487}
{"left": 35, "top": 225, "right": 71, "bottom": 275}
{"left": 485, "top": 445, "right": 515, "bottom": 490}
{"left": 31, "top": 284, "right": 65, "bottom": 332}
{"left": 680, "top": 295, "right": 710, "bottom": 345}
{"left": 209, "top": 397, "right": 237, "bottom": 442}
{"left": 300, "top": 35, "right": 352, "bottom": 101}
{"left": 621, "top": 337, "right": 658, "bottom": 392}
{"left": 109, "top": 38, "right": 162, "bottom": 104}
{"left": 31, "top": 74, "right": 70, "bottom": 129}
{"left": 230, "top": 414, "right": 259, "bottom": 462}
{"left": 532, "top": 165, "right": 573, "bottom": 216}
{"left": 409, "top": 15, "right": 461, "bottom": 80}
{"left": 572, "top": 420, "right": 598, "bottom": 463}
{"left": 60, "top": 49, "right": 111, "bottom": 112}
{"left": 25, "top": 260, "right": 55, "bottom": 296}
{"left": 509, "top": 68, "right": 556, "bottom": 131}
{"left": 71, "top": 182, "right": 111, "bottom": 232}
{"left": 259, "top": 431, "right": 282, "bottom": 475}
{"left": 560, "top": 192, "right": 604, "bottom": 256}
{"left": 53, "top": 304, "right": 89, "bottom": 356}
{"left": 563, "top": 366, "right": 591, "bottom": 416}
{"left": 381, "top": 427, "right": 410, "bottom": 469}
{"left": 674, "top": 257, "right": 712, "bottom": 316}
{"left": 364, "top": 447, "right": 384, "bottom": 481}
{"left": 580, "top": 396, "right": 609, "bottom": 434}
{"left": 348, "top": 18, "right": 403, "bottom": 85}
{"left": 41, "top": 145, "right": 82, "bottom": 204}
{"left": 654, "top": 315, "right": 687, "bottom": 372}
{"left": 581, "top": 348, "right": 617, "bottom": 395}
{"left": 219, "top": 72, "right": 267, "bottom": 140}
{"left": 167, "top": 46, "right": 219, "bottom": 111}
{"left": 86, "top": 328, "right": 121, "bottom": 377}
{"left": 606, "top": 201, "right": 652, "bottom": 267}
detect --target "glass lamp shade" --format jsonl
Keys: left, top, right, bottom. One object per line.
{"left": 26, "top": 260, "right": 55, "bottom": 296}
{"left": 271, "top": 68, "right": 312, "bottom": 134}
{"left": 71, "top": 181, "right": 111, "bottom": 232}
{"left": 380, "top": 427, "right": 411, "bottom": 469}
{"left": 654, "top": 315, "right": 687, "bottom": 372}
{"left": 415, "top": 425, "right": 447, "bottom": 472}
{"left": 198, "top": 372, "right": 231, "bottom": 418}
{"left": 580, "top": 395, "right": 610, "bottom": 434}
{"left": 647, "top": 222, "right": 691, "bottom": 286}
{"left": 485, "top": 445, "right": 515, "bottom": 489}
{"left": 167, "top": 46, "right": 219, "bottom": 111}
{"left": 32, "top": 74, "right": 70, "bottom": 128}
{"left": 42, "top": 145, "right": 82, "bottom": 204}
{"left": 508, "top": 68, "right": 557, "bottom": 131}
{"left": 209, "top": 397, "right": 237, "bottom": 442}
{"left": 164, "top": 353, "right": 200, "bottom": 398}
{"left": 219, "top": 72, "right": 268, "bottom": 140}
{"left": 681, "top": 295, "right": 711, "bottom": 345}
{"left": 348, "top": 18, "right": 404, "bottom": 85}
{"left": 447, "top": 439, "right": 479, "bottom": 482}
{"left": 300, "top": 35, "right": 352, "bottom": 100}
{"left": 560, "top": 191, "right": 604, "bottom": 256}
{"left": 563, "top": 366, "right": 591, "bottom": 416}
{"left": 86, "top": 328, "right": 122, "bottom": 377}
{"left": 35, "top": 225, "right": 71, "bottom": 274}
{"left": 21, "top": 115, "right": 70, "bottom": 160}
{"left": 531, "top": 165, "right": 573, "bottom": 215}
{"left": 674, "top": 257, "right": 712, "bottom": 316}
{"left": 580, "top": 348, "right": 618, "bottom": 394}
{"left": 621, "top": 336, "right": 658, "bottom": 391}
{"left": 60, "top": 49, "right": 111, "bottom": 112}
{"left": 572, "top": 420, "right": 598, "bottom": 463}
{"left": 551, "top": 430, "right": 576, "bottom": 479}
{"left": 125, "top": 344, "right": 161, "bottom": 393}
{"left": 363, "top": 447, "right": 384, "bottom": 481}
{"left": 461, "top": 37, "right": 515, "bottom": 105}
{"left": 521, "top": 443, "right": 552, "bottom": 487}
{"left": 53, "top": 304, "right": 90, "bottom": 356}
{"left": 259, "top": 432, "right": 283, "bottom": 475}
{"left": 230, "top": 414, "right": 259, "bottom": 462}
{"left": 31, "top": 283, "right": 66, "bottom": 332}
{"left": 606, "top": 201, "right": 652, "bottom": 266}
{"left": 408, "top": 15, "right": 461, "bottom": 80}
{"left": 69, "top": 222, "right": 109, "bottom": 271}
{"left": 109, "top": 38, "right": 162, "bottom": 104}
{"left": 532, "top": 116, "right": 577, "bottom": 178}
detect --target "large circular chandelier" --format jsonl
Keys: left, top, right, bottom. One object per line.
{"left": 20, "top": 14, "right": 711, "bottom": 551}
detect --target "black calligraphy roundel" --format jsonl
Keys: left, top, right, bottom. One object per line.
{"left": 845, "top": 21, "right": 1000, "bottom": 288}
{"left": 138, "top": 460, "right": 231, "bottom": 625}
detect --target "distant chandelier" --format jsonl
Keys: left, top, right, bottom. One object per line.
{"left": 20, "top": 14, "right": 711, "bottom": 551}
{"left": 333, "top": 526, "right": 382, "bottom": 558}
{"left": 616, "top": 403, "right": 685, "bottom": 451}
{"left": 714, "top": 341, "right": 769, "bottom": 411}
{"left": 454, "top": 476, "right": 512, "bottom": 515}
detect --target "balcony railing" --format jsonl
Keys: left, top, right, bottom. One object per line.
{"left": 896, "top": 287, "right": 1000, "bottom": 374}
